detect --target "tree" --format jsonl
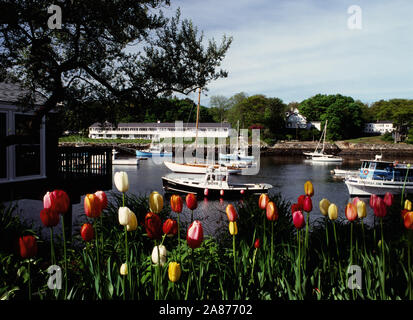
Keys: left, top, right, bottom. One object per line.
{"left": 209, "top": 95, "right": 230, "bottom": 123}
{"left": 0, "top": 0, "right": 232, "bottom": 145}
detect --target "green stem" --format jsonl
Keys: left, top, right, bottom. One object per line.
{"left": 401, "top": 166, "right": 410, "bottom": 206}
{"left": 333, "top": 222, "right": 343, "bottom": 284}
{"left": 233, "top": 234, "right": 236, "bottom": 274}
{"left": 28, "top": 260, "right": 31, "bottom": 301}
{"left": 380, "top": 217, "right": 386, "bottom": 299}
{"left": 250, "top": 248, "right": 257, "bottom": 284}
{"left": 61, "top": 216, "right": 68, "bottom": 299}
{"left": 124, "top": 226, "right": 130, "bottom": 298}
{"left": 95, "top": 220, "right": 100, "bottom": 299}
{"left": 361, "top": 219, "right": 367, "bottom": 256}
{"left": 271, "top": 222, "right": 274, "bottom": 268}
{"left": 298, "top": 230, "right": 301, "bottom": 299}
{"left": 263, "top": 213, "right": 266, "bottom": 256}
{"left": 50, "top": 227, "right": 55, "bottom": 266}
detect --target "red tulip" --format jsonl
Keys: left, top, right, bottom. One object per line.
{"left": 145, "top": 212, "right": 162, "bottom": 239}
{"left": 94, "top": 191, "right": 108, "bottom": 211}
{"left": 292, "top": 211, "right": 305, "bottom": 229}
{"left": 254, "top": 238, "right": 261, "bottom": 249}
{"left": 43, "top": 190, "right": 70, "bottom": 214}
{"left": 373, "top": 197, "right": 387, "bottom": 218}
{"left": 187, "top": 220, "right": 203, "bottom": 249}
{"left": 401, "top": 209, "right": 409, "bottom": 219}
{"left": 345, "top": 203, "right": 358, "bottom": 222}
{"left": 303, "top": 196, "right": 313, "bottom": 213}
{"left": 369, "top": 194, "right": 378, "bottom": 209}
{"left": 291, "top": 203, "right": 301, "bottom": 214}
{"left": 84, "top": 193, "right": 102, "bottom": 218}
{"left": 170, "top": 194, "right": 183, "bottom": 213}
{"left": 226, "top": 204, "right": 238, "bottom": 222}
{"left": 163, "top": 218, "right": 178, "bottom": 236}
{"left": 40, "top": 208, "right": 60, "bottom": 228}
{"left": 186, "top": 193, "right": 198, "bottom": 211}
{"left": 383, "top": 192, "right": 394, "bottom": 207}
{"left": 266, "top": 201, "right": 278, "bottom": 221}
{"left": 404, "top": 211, "right": 413, "bottom": 230}
{"left": 19, "top": 235, "right": 37, "bottom": 259}
{"left": 258, "top": 194, "right": 269, "bottom": 210}
{"left": 80, "top": 223, "right": 94, "bottom": 242}
{"left": 297, "top": 195, "right": 306, "bottom": 210}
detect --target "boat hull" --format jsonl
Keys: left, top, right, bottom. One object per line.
{"left": 163, "top": 161, "right": 241, "bottom": 174}
{"left": 345, "top": 178, "right": 413, "bottom": 196}
{"left": 311, "top": 157, "right": 343, "bottom": 163}
{"left": 136, "top": 150, "right": 172, "bottom": 158}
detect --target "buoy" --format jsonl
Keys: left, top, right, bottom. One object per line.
{"left": 220, "top": 189, "right": 224, "bottom": 197}
{"left": 204, "top": 188, "right": 209, "bottom": 196}
{"left": 240, "top": 189, "right": 245, "bottom": 195}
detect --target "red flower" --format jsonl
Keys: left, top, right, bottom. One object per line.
{"left": 84, "top": 193, "right": 102, "bottom": 218}
{"left": 80, "top": 223, "right": 94, "bottom": 242}
{"left": 373, "top": 197, "right": 387, "bottom": 218}
{"left": 170, "top": 194, "right": 183, "bottom": 213}
{"left": 144, "top": 212, "right": 162, "bottom": 239}
{"left": 266, "top": 201, "right": 278, "bottom": 221}
{"left": 401, "top": 209, "right": 409, "bottom": 219}
{"left": 258, "top": 194, "right": 269, "bottom": 210}
{"left": 254, "top": 238, "right": 260, "bottom": 249}
{"left": 187, "top": 220, "right": 203, "bottom": 249}
{"left": 291, "top": 203, "right": 300, "bottom": 214}
{"left": 19, "top": 235, "right": 38, "bottom": 259}
{"left": 292, "top": 211, "right": 305, "bottom": 229}
{"left": 369, "top": 194, "right": 378, "bottom": 209}
{"left": 163, "top": 218, "right": 178, "bottom": 236}
{"left": 345, "top": 203, "right": 358, "bottom": 222}
{"left": 226, "top": 204, "right": 238, "bottom": 222}
{"left": 43, "top": 190, "right": 70, "bottom": 214}
{"left": 383, "top": 192, "right": 394, "bottom": 207}
{"left": 404, "top": 211, "right": 413, "bottom": 230}
{"left": 40, "top": 208, "right": 60, "bottom": 228}
{"left": 297, "top": 195, "right": 306, "bottom": 211}
{"left": 186, "top": 193, "right": 198, "bottom": 211}
{"left": 303, "top": 196, "right": 313, "bottom": 213}
{"left": 94, "top": 191, "right": 108, "bottom": 211}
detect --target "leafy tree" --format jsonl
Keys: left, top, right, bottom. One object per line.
{"left": 209, "top": 95, "right": 230, "bottom": 123}
{"left": 0, "top": 0, "right": 232, "bottom": 145}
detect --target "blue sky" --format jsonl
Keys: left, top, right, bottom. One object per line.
{"left": 163, "top": 0, "right": 413, "bottom": 106}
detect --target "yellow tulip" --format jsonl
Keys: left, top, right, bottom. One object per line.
{"left": 319, "top": 198, "right": 330, "bottom": 216}
{"left": 405, "top": 200, "right": 412, "bottom": 211}
{"left": 168, "top": 262, "right": 182, "bottom": 282}
{"left": 149, "top": 191, "right": 164, "bottom": 214}
{"left": 126, "top": 211, "right": 138, "bottom": 231}
{"left": 304, "top": 180, "right": 314, "bottom": 197}
{"left": 328, "top": 203, "right": 338, "bottom": 221}
{"left": 229, "top": 221, "right": 238, "bottom": 235}
{"left": 114, "top": 171, "right": 129, "bottom": 193}
{"left": 357, "top": 200, "right": 367, "bottom": 219}
{"left": 120, "top": 263, "right": 128, "bottom": 276}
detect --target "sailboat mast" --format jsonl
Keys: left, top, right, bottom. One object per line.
{"left": 321, "top": 120, "right": 327, "bottom": 153}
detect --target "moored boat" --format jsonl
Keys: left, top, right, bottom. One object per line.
{"left": 163, "top": 161, "right": 242, "bottom": 174}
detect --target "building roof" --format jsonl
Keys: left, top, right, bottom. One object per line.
{"left": 90, "top": 122, "right": 231, "bottom": 129}
{"left": 0, "top": 82, "right": 46, "bottom": 105}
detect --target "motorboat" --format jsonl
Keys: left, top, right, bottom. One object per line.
{"left": 162, "top": 166, "right": 272, "bottom": 198}
{"left": 163, "top": 161, "right": 242, "bottom": 174}
{"left": 136, "top": 144, "right": 172, "bottom": 158}
{"left": 112, "top": 149, "right": 139, "bottom": 165}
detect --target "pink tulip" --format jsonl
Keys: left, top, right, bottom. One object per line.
{"left": 373, "top": 197, "right": 387, "bottom": 218}
{"left": 369, "top": 194, "right": 378, "bottom": 209}
{"left": 345, "top": 203, "right": 358, "bottom": 222}
{"left": 292, "top": 211, "right": 305, "bottom": 229}
{"left": 383, "top": 192, "right": 394, "bottom": 207}
{"left": 187, "top": 220, "right": 204, "bottom": 249}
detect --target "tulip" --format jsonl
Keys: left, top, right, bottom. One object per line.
{"left": 126, "top": 211, "right": 138, "bottom": 232}
{"left": 187, "top": 220, "right": 203, "bottom": 249}
{"left": 118, "top": 206, "right": 132, "bottom": 226}
{"left": 297, "top": 195, "right": 306, "bottom": 211}
{"left": 405, "top": 200, "right": 412, "bottom": 211}
{"left": 114, "top": 171, "right": 129, "bottom": 193}
{"left": 345, "top": 203, "right": 358, "bottom": 222}
{"left": 80, "top": 223, "right": 94, "bottom": 242}
{"left": 303, "top": 196, "right": 312, "bottom": 213}
{"left": 149, "top": 191, "right": 164, "bottom": 214}
{"left": 404, "top": 211, "right": 413, "bottom": 230}
{"left": 170, "top": 194, "right": 183, "bottom": 213}
{"left": 84, "top": 193, "right": 102, "bottom": 218}
{"left": 304, "top": 180, "right": 314, "bottom": 197}
{"left": 168, "top": 262, "right": 182, "bottom": 282}
{"left": 163, "top": 218, "right": 178, "bottom": 236}
{"left": 120, "top": 263, "right": 128, "bottom": 276}
{"left": 369, "top": 194, "right": 379, "bottom": 209}
{"left": 383, "top": 192, "right": 394, "bottom": 207}
{"left": 373, "top": 197, "right": 387, "bottom": 218}
{"left": 186, "top": 193, "right": 198, "bottom": 210}
{"left": 352, "top": 197, "right": 360, "bottom": 207}
{"left": 43, "top": 190, "right": 70, "bottom": 214}
{"left": 291, "top": 203, "right": 300, "bottom": 214}
{"left": 226, "top": 204, "right": 238, "bottom": 222}
{"left": 19, "top": 235, "right": 38, "bottom": 259}
{"left": 40, "top": 208, "right": 60, "bottom": 228}
{"left": 229, "top": 221, "right": 238, "bottom": 235}
{"left": 258, "top": 193, "right": 269, "bottom": 210}
{"left": 357, "top": 200, "right": 367, "bottom": 219}
{"left": 145, "top": 212, "right": 162, "bottom": 240}
{"left": 402, "top": 209, "right": 409, "bottom": 219}
{"left": 151, "top": 245, "right": 167, "bottom": 266}
{"left": 266, "top": 201, "right": 278, "bottom": 221}
{"left": 292, "top": 211, "right": 305, "bottom": 229}
{"left": 328, "top": 203, "right": 338, "bottom": 221}
{"left": 374, "top": 196, "right": 387, "bottom": 298}
{"left": 250, "top": 238, "right": 260, "bottom": 284}
{"left": 94, "top": 191, "right": 108, "bottom": 211}
{"left": 319, "top": 198, "right": 330, "bottom": 216}
{"left": 254, "top": 238, "right": 260, "bottom": 249}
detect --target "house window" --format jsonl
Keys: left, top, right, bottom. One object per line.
{"left": 0, "top": 113, "right": 6, "bottom": 179}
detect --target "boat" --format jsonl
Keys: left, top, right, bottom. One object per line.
{"left": 219, "top": 120, "right": 255, "bottom": 161}
{"left": 112, "top": 149, "right": 139, "bottom": 165}
{"left": 136, "top": 143, "right": 172, "bottom": 158}
{"left": 303, "top": 120, "right": 343, "bottom": 163}
{"left": 164, "top": 161, "right": 242, "bottom": 174}
{"left": 162, "top": 166, "right": 272, "bottom": 198}
{"left": 344, "top": 157, "right": 413, "bottom": 196}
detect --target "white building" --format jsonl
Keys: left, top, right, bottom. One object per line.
{"left": 363, "top": 121, "right": 394, "bottom": 135}
{"left": 285, "top": 108, "right": 321, "bottom": 130}
{"left": 89, "top": 121, "right": 232, "bottom": 140}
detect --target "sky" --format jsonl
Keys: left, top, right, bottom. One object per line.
{"left": 163, "top": 0, "right": 413, "bottom": 106}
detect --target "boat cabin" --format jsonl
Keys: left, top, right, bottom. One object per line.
{"left": 204, "top": 166, "right": 229, "bottom": 187}
{"left": 359, "top": 160, "right": 413, "bottom": 182}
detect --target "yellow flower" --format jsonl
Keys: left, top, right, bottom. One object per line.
{"left": 328, "top": 203, "right": 338, "bottom": 221}
{"left": 304, "top": 181, "right": 314, "bottom": 197}
{"left": 357, "top": 200, "right": 367, "bottom": 219}
{"left": 120, "top": 263, "right": 128, "bottom": 276}
{"left": 319, "top": 198, "right": 330, "bottom": 216}
{"left": 126, "top": 211, "right": 138, "bottom": 231}
{"left": 229, "top": 221, "right": 238, "bottom": 235}
{"left": 405, "top": 200, "right": 412, "bottom": 211}
{"left": 149, "top": 191, "right": 164, "bottom": 214}
{"left": 168, "top": 262, "right": 182, "bottom": 282}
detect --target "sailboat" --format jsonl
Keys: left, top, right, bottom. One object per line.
{"left": 303, "top": 120, "right": 343, "bottom": 163}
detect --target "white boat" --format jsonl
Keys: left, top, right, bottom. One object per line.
{"left": 331, "top": 168, "right": 358, "bottom": 177}
{"left": 219, "top": 120, "right": 255, "bottom": 161}
{"left": 304, "top": 120, "right": 342, "bottom": 163}
{"left": 136, "top": 144, "right": 172, "bottom": 158}
{"left": 112, "top": 149, "right": 139, "bottom": 165}
{"left": 344, "top": 158, "right": 413, "bottom": 196}
{"left": 163, "top": 161, "right": 242, "bottom": 174}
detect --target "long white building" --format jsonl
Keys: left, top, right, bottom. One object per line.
{"left": 363, "top": 121, "right": 394, "bottom": 134}
{"left": 88, "top": 121, "right": 232, "bottom": 140}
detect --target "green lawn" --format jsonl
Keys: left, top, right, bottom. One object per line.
{"left": 59, "top": 135, "right": 151, "bottom": 144}
{"left": 341, "top": 135, "right": 393, "bottom": 144}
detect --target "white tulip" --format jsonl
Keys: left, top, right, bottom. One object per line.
{"left": 151, "top": 245, "right": 167, "bottom": 266}
{"left": 114, "top": 171, "right": 129, "bottom": 193}
{"left": 118, "top": 206, "right": 131, "bottom": 226}
{"left": 120, "top": 263, "right": 128, "bottom": 276}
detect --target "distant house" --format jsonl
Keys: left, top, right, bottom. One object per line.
{"left": 285, "top": 108, "right": 321, "bottom": 130}
{"left": 363, "top": 121, "right": 394, "bottom": 135}
{"left": 89, "top": 121, "right": 232, "bottom": 140}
